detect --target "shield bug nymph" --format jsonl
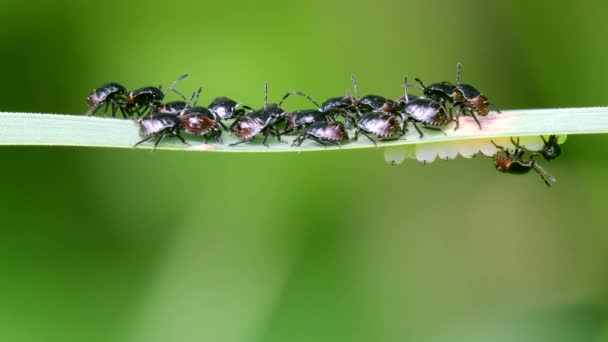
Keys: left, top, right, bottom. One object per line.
{"left": 124, "top": 74, "right": 188, "bottom": 117}
{"left": 282, "top": 109, "right": 331, "bottom": 135}
{"left": 207, "top": 96, "right": 254, "bottom": 130}
{"left": 491, "top": 139, "right": 556, "bottom": 187}
{"left": 134, "top": 114, "right": 188, "bottom": 151}
{"left": 180, "top": 106, "right": 223, "bottom": 144}
{"left": 291, "top": 121, "right": 349, "bottom": 147}
{"left": 153, "top": 101, "right": 188, "bottom": 116}
{"left": 353, "top": 111, "right": 403, "bottom": 146}
{"left": 86, "top": 82, "right": 127, "bottom": 118}
{"left": 208, "top": 96, "right": 251, "bottom": 120}
{"left": 399, "top": 77, "right": 452, "bottom": 138}
{"left": 229, "top": 83, "right": 287, "bottom": 147}
{"left": 133, "top": 87, "right": 201, "bottom": 151}
{"left": 278, "top": 87, "right": 357, "bottom": 127}
{"left": 413, "top": 78, "right": 456, "bottom": 105}
{"left": 152, "top": 86, "right": 203, "bottom": 117}
{"left": 349, "top": 74, "right": 398, "bottom": 114}
{"left": 452, "top": 63, "right": 500, "bottom": 118}
{"left": 540, "top": 135, "right": 561, "bottom": 161}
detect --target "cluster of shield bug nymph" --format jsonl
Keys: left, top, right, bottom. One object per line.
{"left": 85, "top": 63, "right": 562, "bottom": 187}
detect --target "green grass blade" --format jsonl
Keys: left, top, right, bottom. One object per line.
{"left": 0, "top": 107, "right": 606, "bottom": 153}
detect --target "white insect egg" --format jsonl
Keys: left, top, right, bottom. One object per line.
{"left": 384, "top": 147, "right": 406, "bottom": 165}
{"left": 455, "top": 140, "right": 478, "bottom": 158}
{"left": 436, "top": 141, "right": 459, "bottom": 160}
{"left": 415, "top": 143, "right": 438, "bottom": 163}
{"left": 478, "top": 139, "right": 499, "bottom": 156}
{"left": 519, "top": 136, "right": 544, "bottom": 151}
{"left": 403, "top": 145, "right": 417, "bottom": 159}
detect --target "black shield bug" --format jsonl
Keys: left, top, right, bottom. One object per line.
{"left": 491, "top": 139, "right": 556, "bottom": 187}
{"left": 86, "top": 82, "right": 127, "bottom": 117}
{"left": 208, "top": 96, "right": 251, "bottom": 120}
{"left": 349, "top": 74, "right": 398, "bottom": 114}
{"left": 282, "top": 109, "right": 331, "bottom": 135}
{"left": 403, "top": 98, "right": 451, "bottom": 128}
{"left": 180, "top": 106, "right": 223, "bottom": 144}
{"left": 291, "top": 121, "right": 349, "bottom": 146}
{"left": 413, "top": 63, "right": 500, "bottom": 129}
{"left": 278, "top": 87, "right": 357, "bottom": 127}
{"left": 124, "top": 74, "right": 188, "bottom": 117}
{"left": 353, "top": 110, "right": 403, "bottom": 146}
{"left": 452, "top": 63, "right": 500, "bottom": 118}
{"left": 318, "top": 96, "right": 353, "bottom": 114}
{"left": 228, "top": 83, "right": 287, "bottom": 147}
{"left": 399, "top": 77, "right": 452, "bottom": 137}
{"left": 133, "top": 88, "right": 201, "bottom": 151}
{"left": 153, "top": 100, "right": 189, "bottom": 116}
{"left": 414, "top": 77, "right": 481, "bottom": 129}
{"left": 413, "top": 79, "right": 456, "bottom": 105}
{"left": 540, "top": 135, "right": 561, "bottom": 161}
{"left": 207, "top": 96, "right": 253, "bottom": 130}
{"left": 133, "top": 114, "right": 187, "bottom": 151}
{"left": 154, "top": 86, "right": 203, "bottom": 117}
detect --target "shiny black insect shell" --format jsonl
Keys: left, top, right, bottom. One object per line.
{"left": 124, "top": 86, "right": 164, "bottom": 116}
{"left": 354, "top": 111, "right": 402, "bottom": 145}
{"left": 349, "top": 75, "right": 397, "bottom": 114}
{"left": 319, "top": 96, "right": 352, "bottom": 113}
{"left": 180, "top": 106, "right": 222, "bottom": 144}
{"left": 155, "top": 86, "right": 203, "bottom": 117}
{"left": 153, "top": 101, "right": 188, "bottom": 116}
{"left": 358, "top": 95, "right": 398, "bottom": 113}
{"left": 124, "top": 74, "right": 188, "bottom": 117}
{"left": 228, "top": 83, "right": 286, "bottom": 147}
{"left": 228, "top": 109, "right": 282, "bottom": 147}
{"left": 261, "top": 103, "right": 287, "bottom": 118}
{"left": 394, "top": 93, "right": 418, "bottom": 112}
{"left": 396, "top": 76, "right": 449, "bottom": 137}
{"left": 540, "top": 135, "right": 561, "bottom": 161}
{"left": 86, "top": 82, "right": 127, "bottom": 117}
{"left": 414, "top": 76, "right": 482, "bottom": 130}
{"left": 452, "top": 63, "right": 499, "bottom": 117}
{"left": 279, "top": 91, "right": 359, "bottom": 130}
{"left": 414, "top": 79, "right": 456, "bottom": 104}
{"left": 453, "top": 84, "right": 491, "bottom": 116}
{"left": 403, "top": 97, "right": 451, "bottom": 126}
{"left": 134, "top": 114, "right": 187, "bottom": 151}
{"left": 283, "top": 109, "right": 331, "bottom": 134}
{"left": 208, "top": 96, "right": 249, "bottom": 120}
{"left": 292, "top": 121, "right": 349, "bottom": 146}
{"left": 492, "top": 141, "right": 556, "bottom": 187}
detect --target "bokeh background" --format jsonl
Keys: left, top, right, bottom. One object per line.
{"left": 1, "top": 0, "right": 608, "bottom": 341}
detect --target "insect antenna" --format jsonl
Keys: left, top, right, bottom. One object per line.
{"left": 279, "top": 91, "right": 321, "bottom": 108}
{"left": 350, "top": 74, "right": 361, "bottom": 99}
{"left": 403, "top": 76, "right": 409, "bottom": 103}
{"left": 264, "top": 82, "right": 269, "bottom": 110}
{"left": 532, "top": 160, "right": 557, "bottom": 187}
{"left": 163, "top": 74, "right": 189, "bottom": 100}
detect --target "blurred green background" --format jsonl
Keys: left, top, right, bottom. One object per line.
{"left": 1, "top": 0, "right": 608, "bottom": 341}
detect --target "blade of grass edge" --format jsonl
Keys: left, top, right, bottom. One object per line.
{"left": 0, "top": 107, "right": 606, "bottom": 153}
